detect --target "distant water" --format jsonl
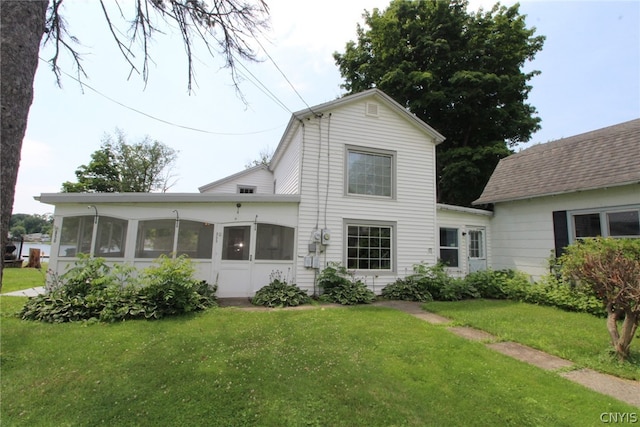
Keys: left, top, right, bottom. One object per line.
{"left": 9, "top": 242, "right": 52, "bottom": 259}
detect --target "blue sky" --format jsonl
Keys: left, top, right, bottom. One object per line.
{"left": 15, "top": 0, "right": 640, "bottom": 215}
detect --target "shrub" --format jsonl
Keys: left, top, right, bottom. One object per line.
{"left": 521, "top": 275, "right": 605, "bottom": 317}
{"left": 559, "top": 237, "right": 640, "bottom": 361}
{"left": 21, "top": 255, "right": 216, "bottom": 322}
{"left": 410, "top": 263, "right": 479, "bottom": 301}
{"left": 380, "top": 276, "right": 433, "bottom": 302}
{"left": 253, "top": 273, "right": 310, "bottom": 307}
{"left": 463, "top": 269, "right": 510, "bottom": 299}
{"left": 317, "top": 263, "right": 375, "bottom": 305}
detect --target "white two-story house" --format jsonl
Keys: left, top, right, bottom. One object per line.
{"left": 37, "top": 89, "right": 494, "bottom": 297}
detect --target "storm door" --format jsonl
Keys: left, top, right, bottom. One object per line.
{"left": 467, "top": 227, "right": 487, "bottom": 273}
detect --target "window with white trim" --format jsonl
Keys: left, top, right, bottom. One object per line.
{"left": 94, "top": 217, "right": 128, "bottom": 257}
{"left": 136, "top": 219, "right": 214, "bottom": 259}
{"left": 58, "top": 216, "right": 94, "bottom": 257}
{"left": 346, "top": 147, "right": 394, "bottom": 198}
{"left": 346, "top": 223, "right": 393, "bottom": 271}
{"left": 255, "top": 224, "right": 295, "bottom": 260}
{"left": 570, "top": 207, "right": 640, "bottom": 240}
{"left": 439, "top": 228, "right": 459, "bottom": 267}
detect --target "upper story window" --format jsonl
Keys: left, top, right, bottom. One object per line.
{"left": 238, "top": 186, "right": 256, "bottom": 194}
{"left": 346, "top": 146, "right": 395, "bottom": 198}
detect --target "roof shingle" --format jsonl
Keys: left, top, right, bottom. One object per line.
{"left": 473, "top": 119, "right": 640, "bottom": 205}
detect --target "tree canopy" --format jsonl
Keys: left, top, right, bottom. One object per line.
{"left": 334, "top": 0, "right": 545, "bottom": 206}
{"left": 62, "top": 130, "right": 178, "bottom": 193}
{"left": 9, "top": 213, "right": 54, "bottom": 241}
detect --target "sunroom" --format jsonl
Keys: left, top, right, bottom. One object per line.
{"left": 37, "top": 193, "right": 300, "bottom": 298}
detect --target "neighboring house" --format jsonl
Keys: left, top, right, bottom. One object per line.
{"left": 474, "top": 118, "right": 640, "bottom": 279}
{"left": 37, "top": 89, "right": 492, "bottom": 297}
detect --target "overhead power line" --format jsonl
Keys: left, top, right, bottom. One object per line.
{"left": 39, "top": 57, "right": 286, "bottom": 136}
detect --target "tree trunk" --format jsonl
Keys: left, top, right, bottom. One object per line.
{"left": 616, "top": 310, "right": 639, "bottom": 361}
{"left": 0, "top": 0, "right": 49, "bottom": 291}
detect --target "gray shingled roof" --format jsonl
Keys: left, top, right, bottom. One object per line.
{"left": 473, "top": 119, "right": 640, "bottom": 205}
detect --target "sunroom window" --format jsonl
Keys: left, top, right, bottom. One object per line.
{"left": 58, "top": 216, "right": 94, "bottom": 257}
{"left": 255, "top": 224, "right": 295, "bottom": 260}
{"left": 94, "top": 217, "right": 128, "bottom": 257}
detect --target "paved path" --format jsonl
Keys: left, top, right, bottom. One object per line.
{"left": 1, "top": 287, "right": 45, "bottom": 297}
{"left": 373, "top": 300, "right": 640, "bottom": 408}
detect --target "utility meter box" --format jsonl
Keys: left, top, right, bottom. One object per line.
{"left": 321, "top": 229, "right": 331, "bottom": 245}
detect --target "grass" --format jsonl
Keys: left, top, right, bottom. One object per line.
{"left": 424, "top": 299, "right": 640, "bottom": 380}
{"left": 1, "top": 264, "right": 47, "bottom": 293}
{"left": 2, "top": 270, "right": 638, "bottom": 425}
{"left": 1, "top": 296, "right": 637, "bottom": 426}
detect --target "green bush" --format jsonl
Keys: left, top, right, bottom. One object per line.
{"left": 252, "top": 274, "right": 310, "bottom": 308}
{"left": 411, "top": 263, "right": 479, "bottom": 301}
{"left": 21, "top": 255, "right": 217, "bottom": 322}
{"left": 521, "top": 275, "right": 606, "bottom": 317}
{"left": 380, "top": 276, "right": 433, "bottom": 302}
{"left": 317, "top": 263, "right": 375, "bottom": 305}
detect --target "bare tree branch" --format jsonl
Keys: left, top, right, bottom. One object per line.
{"left": 43, "top": 0, "right": 270, "bottom": 96}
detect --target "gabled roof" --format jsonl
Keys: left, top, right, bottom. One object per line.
{"left": 270, "top": 88, "right": 445, "bottom": 168}
{"left": 198, "top": 164, "right": 270, "bottom": 193}
{"left": 473, "top": 119, "right": 640, "bottom": 205}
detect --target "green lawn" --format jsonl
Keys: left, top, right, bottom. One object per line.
{"left": 1, "top": 295, "right": 636, "bottom": 426}
{"left": 1, "top": 264, "right": 47, "bottom": 293}
{"left": 424, "top": 299, "right": 640, "bottom": 380}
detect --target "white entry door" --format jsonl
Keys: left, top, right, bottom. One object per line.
{"left": 467, "top": 227, "right": 487, "bottom": 273}
{"left": 216, "top": 224, "right": 254, "bottom": 297}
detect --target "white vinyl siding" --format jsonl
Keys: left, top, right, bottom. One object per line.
{"left": 200, "top": 167, "right": 274, "bottom": 194}
{"left": 294, "top": 96, "right": 439, "bottom": 291}
{"left": 273, "top": 130, "right": 301, "bottom": 194}
{"left": 489, "top": 185, "right": 639, "bottom": 279}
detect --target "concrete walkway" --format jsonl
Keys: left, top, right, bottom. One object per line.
{"left": 1, "top": 287, "right": 46, "bottom": 297}
{"left": 373, "top": 300, "right": 640, "bottom": 408}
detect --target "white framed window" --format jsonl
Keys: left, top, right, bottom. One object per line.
{"left": 569, "top": 206, "right": 640, "bottom": 241}
{"left": 58, "top": 216, "right": 94, "bottom": 257}
{"left": 176, "top": 221, "right": 214, "bottom": 259}
{"left": 94, "top": 216, "right": 128, "bottom": 258}
{"left": 255, "top": 224, "right": 295, "bottom": 260}
{"left": 345, "top": 146, "right": 395, "bottom": 198}
{"left": 136, "top": 219, "right": 175, "bottom": 258}
{"left": 135, "top": 219, "right": 214, "bottom": 259}
{"left": 439, "top": 227, "right": 459, "bottom": 267}
{"left": 345, "top": 221, "right": 394, "bottom": 272}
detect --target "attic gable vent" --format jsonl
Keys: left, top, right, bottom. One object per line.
{"left": 366, "top": 102, "right": 379, "bottom": 117}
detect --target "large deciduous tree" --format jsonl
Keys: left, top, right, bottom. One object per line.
{"left": 62, "top": 129, "right": 178, "bottom": 193}
{"left": 0, "top": 0, "right": 269, "bottom": 289}
{"left": 560, "top": 238, "right": 640, "bottom": 362}
{"left": 334, "top": 0, "right": 544, "bottom": 207}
